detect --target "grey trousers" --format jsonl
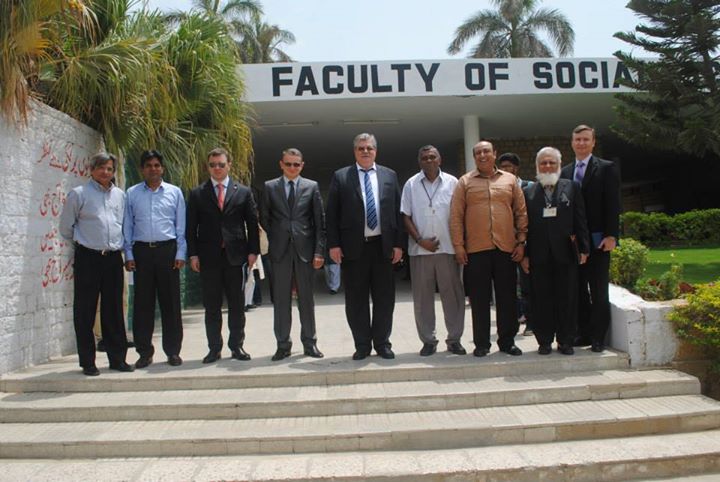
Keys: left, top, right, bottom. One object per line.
{"left": 409, "top": 253, "right": 465, "bottom": 346}
{"left": 271, "top": 249, "right": 318, "bottom": 350}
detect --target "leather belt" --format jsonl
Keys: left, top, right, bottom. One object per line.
{"left": 75, "top": 243, "right": 120, "bottom": 256}
{"left": 134, "top": 239, "right": 176, "bottom": 248}
{"left": 364, "top": 235, "right": 381, "bottom": 243}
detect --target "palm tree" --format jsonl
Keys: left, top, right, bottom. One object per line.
{"left": 237, "top": 18, "right": 295, "bottom": 63}
{"left": 0, "top": 0, "right": 94, "bottom": 122}
{"left": 1, "top": 0, "right": 254, "bottom": 190}
{"left": 448, "top": 0, "right": 575, "bottom": 58}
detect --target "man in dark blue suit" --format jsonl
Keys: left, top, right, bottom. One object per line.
{"left": 187, "top": 148, "right": 260, "bottom": 363}
{"left": 560, "top": 125, "right": 621, "bottom": 353}
{"left": 326, "top": 133, "right": 403, "bottom": 360}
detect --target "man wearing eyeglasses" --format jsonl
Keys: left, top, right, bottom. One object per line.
{"left": 260, "top": 148, "right": 326, "bottom": 361}
{"left": 326, "top": 133, "right": 403, "bottom": 360}
{"left": 186, "top": 147, "right": 260, "bottom": 364}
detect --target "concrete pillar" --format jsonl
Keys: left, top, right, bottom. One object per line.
{"left": 463, "top": 115, "right": 479, "bottom": 173}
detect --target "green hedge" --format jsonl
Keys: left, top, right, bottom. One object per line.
{"left": 621, "top": 209, "right": 720, "bottom": 246}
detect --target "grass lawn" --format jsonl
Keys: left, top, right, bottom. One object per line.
{"left": 643, "top": 246, "right": 720, "bottom": 285}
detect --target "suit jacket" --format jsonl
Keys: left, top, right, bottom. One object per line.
{"left": 260, "top": 176, "right": 326, "bottom": 263}
{"left": 326, "top": 164, "right": 402, "bottom": 260}
{"left": 186, "top": 178, "right": 260, "bottom": 268}
{"left": 561, "top": 155, "right": 621, "bottom": 242}
{"left": 523, "top": 179, "right": 590, "bottom": 265}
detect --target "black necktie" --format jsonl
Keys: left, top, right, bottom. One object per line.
{"left": 288, "top": 180, "right": 295, "bottom": 209}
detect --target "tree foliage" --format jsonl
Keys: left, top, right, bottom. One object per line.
{"left": 0, "top": 0, "right": 254, "bottom": 190}
{"left": 447, "top": 0, "right": 574, "bottom": 58}
{"left": 613, "top": 0, "right": 720, "bottom": 159}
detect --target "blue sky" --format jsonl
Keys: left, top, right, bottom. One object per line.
{"left": 145, "top": 0, "right": 645, "bottom": 61}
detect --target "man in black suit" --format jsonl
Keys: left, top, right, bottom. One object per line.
{"left": 261, "top": 148, "right": 326, "bottom": 361}
{"left": 187, "top": 147, "right": 260, "bottom": 363}
{"left": 326, "top": 133, "right": 403, "bottom": 360}
{"left": 560, "top": 125, "right": 621, "bottom": 353}
{"left": 521, "top": 147, "right": 590, "bottom": 355}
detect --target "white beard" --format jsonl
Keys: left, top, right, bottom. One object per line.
{"left": 536, "top": 171, "right": 560, "bottom": 187}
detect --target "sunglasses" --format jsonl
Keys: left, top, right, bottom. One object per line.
{"left": 420, "top": 155, "right": 438, "bottom": 161}
{"left": 208, "top": 162, "right": 227, "bottom": 168}
{"left": 283, "top": 162, "right": 302, "bottom": 168}
{"left": 356, "top": 146, "right": 375, "bottom": 152}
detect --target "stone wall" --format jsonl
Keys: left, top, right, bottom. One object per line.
{"left": 0, "top": 102, "right": 104, "bottom": 374}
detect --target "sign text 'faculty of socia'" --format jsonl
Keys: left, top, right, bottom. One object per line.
{"left": 270, "top": 61, "right": 634, "bottom": 97}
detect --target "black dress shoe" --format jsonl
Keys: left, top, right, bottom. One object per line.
{"left": 538, "top": 345, "right": 552, "bottom": 355}
{"left": 82, "top": 366, "right": 100, "bottom": 376}
{"left": 202, "top": 351, "right": 221, "bottom": 364}
{"left": 135, "top": 356, "right": 153, "bottom": 369}
{"left": 473, "top": 347, "right": 490, "bottom": 357}
{"left": 271, "top": 348, "right": 291, "bottom": 361}
{"left": 591, "top": 343, "right": 605, "bottom": 353}
{"left": 376, "top": 347, "right": 395, "bottom": 359}
{"left": 109, "top": 362, "right": 135, "bottom": 372}
{"left": 420, "top": 343, "right": 437, "bottom": 356}
{"left": 167, "top": 355, "right": 183, "bottom": 366}
{"left": 352, "top": 350, "right": 370, "bottom": 360}
{"left": 500, "top": 345, "right": 523, "bottom": 356}
{"left": 303, "top": 345, "right": 324, "bottom": 358}
{"left": 558, "top": 344, "right": 575, "bottom": 355}
{"left": 573, "top": 336, "right": 592, "bottom": 347}
{"left": 231, "top": 347, "right": 251, "bottom": 361}
{"left": 447, "top": 342, "right": 467, "bottom": 355}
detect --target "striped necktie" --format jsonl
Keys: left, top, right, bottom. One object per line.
{"left": 362, "top": 168, "right": 377, "bottom": 230}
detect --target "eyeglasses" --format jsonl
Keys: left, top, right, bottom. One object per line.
{"left": 356, "top": 146, "right": 375, "bottom": 152}
{"left": 208, "top": 162, "right": 227, "bottom": 168}
{"left": 283, "top": 162, "right": 302, "bottom": 168}
{"left": 420, "top": 155, "right": 438, "bottom": 161}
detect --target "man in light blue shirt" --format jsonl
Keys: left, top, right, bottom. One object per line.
{"left": 59, "top": 153, "right": 134, "bottom": 376}
{"left": 123, "top": 150, "right": 186, "bottom": 368}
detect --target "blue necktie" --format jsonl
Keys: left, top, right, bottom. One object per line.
{"left": 574, "top": 161, "right": 586, "bottom": 183}
{"left": 363, "top": 169, "right": 377, "bottom": 230}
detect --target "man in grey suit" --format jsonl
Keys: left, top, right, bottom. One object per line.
{"left": 261, "top": 148, "right": 326, "bottom": 361}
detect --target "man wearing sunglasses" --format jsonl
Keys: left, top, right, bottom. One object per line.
{"left": 326, "top": 133, "right": 403, "bottom": 360}
{"left": 260, "top": 148, "right": 326, "bottom": 361}
{"left": 186, "top": 148, "right": 260, "bottom": 364}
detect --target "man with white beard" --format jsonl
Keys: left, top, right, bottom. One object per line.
{"left": 520, "top": 147, "right": 590, "bottom": 355}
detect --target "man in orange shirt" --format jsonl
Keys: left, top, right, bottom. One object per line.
{"left": 450, "top": 140, "right": 528, "bottom": 357}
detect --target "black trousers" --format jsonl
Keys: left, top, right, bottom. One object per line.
{"left": 577, "top": 249, "right": 611, "bottom": 343}
{"left": 132, "top": 241, "right": 183, "bottom": 358}
{"left": 341, "top": 238, "right": 394, "bottom": 353}
{"left": 200, "top": 251, "right": 246, "bottom": 352}
{"left": 73, "top": 245, "right": 128, "bottom": 368}
{"left": 530, "top": 261, "right": 578, "bottom": 347}
{"left": 464, "top": 249, "right": 519, "bottom": 350}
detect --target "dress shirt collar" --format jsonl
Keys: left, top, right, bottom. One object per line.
{"left": 575, "top": 155, "right": 592, "bottom": 165}
{"left": 211, "top": 176, "right": 229, "bottom": 189}
{"left": 89, "top": 178, "right": 115, "bottom": 192}
{"left": 143, "top": 180, "right": 165, "bottom": 191}
{"left": 472, "top": 166, "right": 500, "bottom": 179}
{"left": 422, "top": 169, "right": 443, "bottom": 184}
{"left": 356, "top": 162, "right": 376, "bottom": 172}
{"left": 283, "top": 175, "right": 301, "bottom": 185}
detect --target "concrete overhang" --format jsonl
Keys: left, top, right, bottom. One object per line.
{"left": 240, "top": 58, "right": 632, "bottom": 183}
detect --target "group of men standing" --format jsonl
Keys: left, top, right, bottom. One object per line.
{"left": 59, "top": 124, "right": 619, "bottom": 376}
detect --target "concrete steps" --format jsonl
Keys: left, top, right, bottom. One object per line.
{"left": 1, "top": 394, "right": 719, "bottom": 459}
{"left": 0, "top": 431, "right": 719, "bottom": 481}
{"left": 0, "top": 369, "right": 698, "bottom": 422}
{"left": 1, "top": 319, "right": 719, "bottom": 480}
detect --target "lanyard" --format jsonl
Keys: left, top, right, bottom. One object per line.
{"left": 420, "top": 176, "right": 441, "bottom": 208}
{"left": 543, "top": 187, "right": 555, "bottom": 208}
